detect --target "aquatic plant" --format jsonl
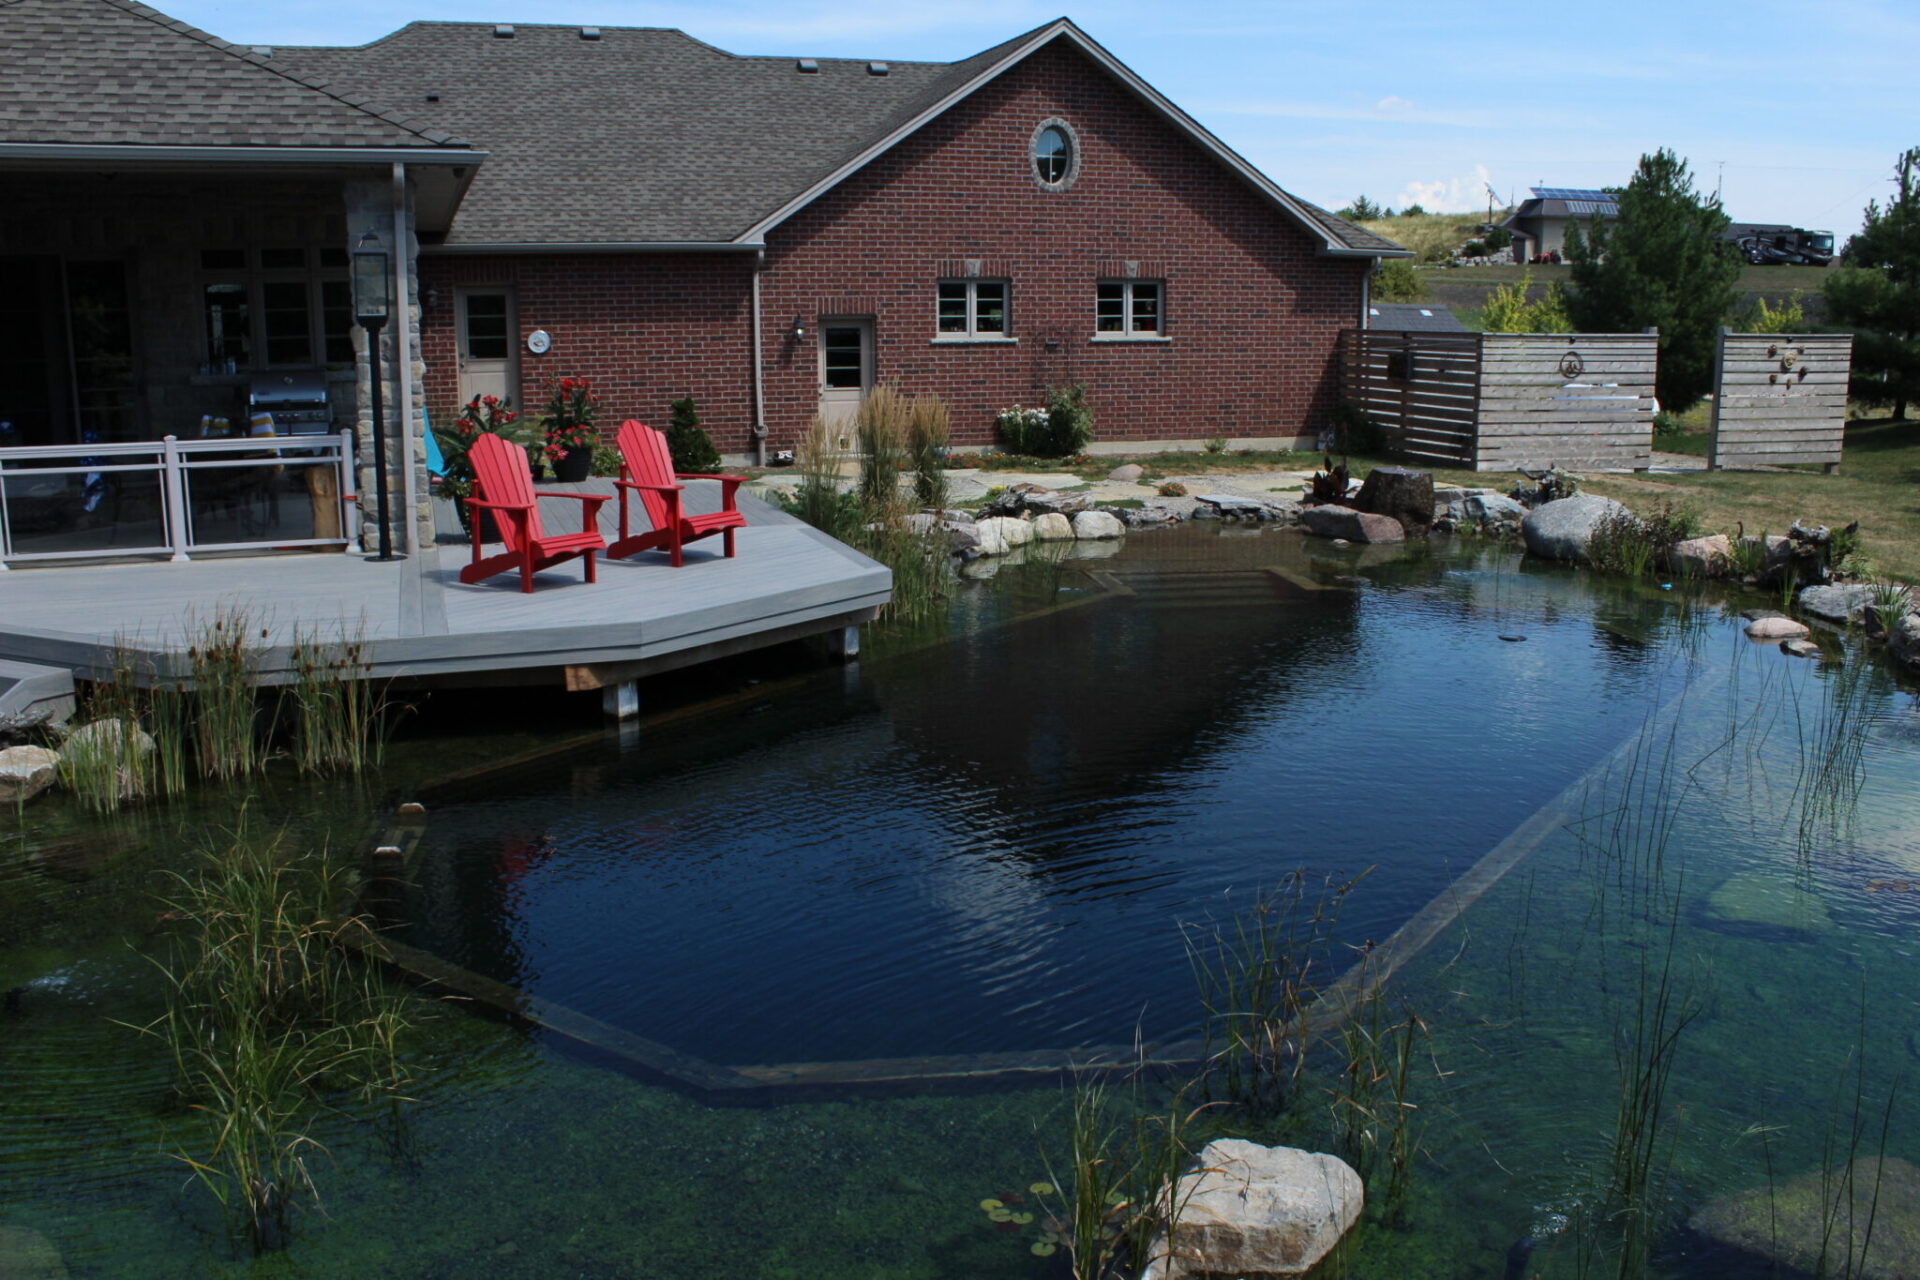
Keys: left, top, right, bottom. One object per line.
{"left": 188, "top": 606, "right": 266, "bottom": 781}
{"left": 286, "top": 624, "right": 390, "bottom": 775}
{"left": 1046, "top": 1078, "right": 1131, "bottom": 1280}
{"left": 1868, "top": 579, "right": 1911, "bottom": 639}
{"left": 1184, "top": 871, "right": 1366, "bottom": 1118}
{"left": 1325, "top": 976, "right": 1435, "bottom": 1225}
{"left": 132, "top": 825, "right": 413, "bottom": 1255}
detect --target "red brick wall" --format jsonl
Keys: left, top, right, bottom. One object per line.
{"left": 417, "top": 252, "right": 755, "bottom": 437}
{"left": 418, "top": 37, "right": 1368, "bottom": 453}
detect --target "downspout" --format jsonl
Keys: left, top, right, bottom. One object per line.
{"left": 392, "top": 161, "right": 419, "bottom": 556}
{"left": 749, "top": 249, "right": 768, "bottom": 466}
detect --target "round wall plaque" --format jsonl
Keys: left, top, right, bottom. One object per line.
{"left": 527, "top": 329, "right": 552, "bottom": 355}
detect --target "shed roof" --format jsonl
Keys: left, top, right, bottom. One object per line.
{"left": 0, "top": 0, "right": 468, "bottom": 152}
{"left": 280, "top": 18, "right": 1407, "bottom": 256}
{"left": 1367, "top": 303, "right": 1468, "bottom": 333}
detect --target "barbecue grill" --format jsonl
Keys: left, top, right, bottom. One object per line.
{"left": 246, "top": 369, "right": 335, "bottom": 435}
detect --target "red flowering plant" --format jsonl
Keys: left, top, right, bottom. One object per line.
{"left": 434, "top": 394, "right": 526, "bottom": 506}
{"left": 539, "top": 376, "right": 601, "bottom": 461}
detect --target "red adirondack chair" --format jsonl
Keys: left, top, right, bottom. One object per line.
{"left": 459, "top": 431, "right": 609, "bottom": 593}
{"left": 608, "top": 420, "right": 749, "bottom": 566}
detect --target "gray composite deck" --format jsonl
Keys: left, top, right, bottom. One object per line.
{"left": 0, "top": 484, "right": 890, "bottom": 686}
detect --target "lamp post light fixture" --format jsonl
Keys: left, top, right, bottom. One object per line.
{"left": 351, "top": 231, "right": 403, "bottom": 561}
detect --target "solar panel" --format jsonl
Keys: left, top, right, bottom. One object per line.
{"left": 1532, "top": 186, "right": 1615, "bottom": 203}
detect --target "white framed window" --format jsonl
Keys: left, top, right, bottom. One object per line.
{"left": 936, "top": 279, "right": 1010, "bottom": 338}
{"left": 1095, "top": 280, "right": 1163, "bottom": 337}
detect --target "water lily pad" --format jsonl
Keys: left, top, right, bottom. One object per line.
{"left": 978, "top": 1198, "right": 1002, "bottom": 1212}
{"left": 1029, "top": 1181, "right": 1056, "bottom": 1196}
{"left": 988, "top": 1207, "right": 1014, "bottom": 1223}
{"left": 1010, "top": 1211, "right": 1034, "bottom": 1225}
{"left": 1039, "top": 1230, "right": 1061, "bottom": 1244}
{"left": 1031, "top": 1241, "right": 1058, "bottom": 1257}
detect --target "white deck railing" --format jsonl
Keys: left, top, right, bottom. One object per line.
{"left": 0, "top": 431, "right": 358, "bottom": 569}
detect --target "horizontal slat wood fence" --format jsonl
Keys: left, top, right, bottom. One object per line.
{"left": 1341, "top": 329, "right": 1658, "bottom": 472}
{"left": 1709, "top": 331, "right": 1852, "bottom": 471}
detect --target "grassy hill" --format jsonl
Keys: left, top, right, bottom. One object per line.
{"left": 1355, "top": 211, "right": 1495, "bottom": 263}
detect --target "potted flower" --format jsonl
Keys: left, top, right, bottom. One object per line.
{"left": 540, "top": 376, "right": 601, "bottom": 483}
{"left": 435, "top": 394, "right": 525, "bottom": 539}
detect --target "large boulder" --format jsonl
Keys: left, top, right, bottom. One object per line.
{"left": 1692, "top": 1156, "right": 1920, "bottom": 1280}
{"left": 1745, "top": 615, "right": 1811, "bottom": 640}
{"left": 64, "top": 718, "right": 155, "bottom": 757}
{"left": 1355, "top": 466, "right": 1434, "bottom": 538}
{"left": 1299, "top": 505, "right": 1404, "bottom": 544}
{"left": 1031, "top": 512, "right": 1075, "bottom": 542}
{"left": 1464, "top": 492, "right": 1527, "bottom": 525}
{"left": 1107, "top": 463, "right": 1145, "bottom": 483}
{"left": 1893, "top": 614, "right": 1920, "bottom": 668}
{"left": 981, "top": 483, "right": 1092, "bottom": 518}
{"left": 1798, "top": 583, "right": 1875, "bottom": 624}
{"left": 0, "top": 745, "right": 61, "bottom": 805}
{"left": 1071, "top": 510, "right": 1125, "bottom": 540}
{"left": 1669, "top": 534, "right": 1732, "bottom": 579}
{"left": 974, "top": 516, "right": 1033, "bottom": 555}
{"left": 1140, "top": 1140, "right": 1362, "bottom": 1279}
{"left": 1521, "top": 494, "right": 1632, "bottom": 563}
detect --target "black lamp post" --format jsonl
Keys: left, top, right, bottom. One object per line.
{"left": 352, "top": 231, "right": 403, "bottom": 561}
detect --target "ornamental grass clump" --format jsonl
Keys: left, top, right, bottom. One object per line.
{"left": 286, "top": 624, "right": 390, "bottom": 776}
{"left": 132, "top": 825, "right": 413, "bottom": 1255}
{"left": 906, "top": 393, "right": 951, "bottom": 511}
{"left": 855, "top": 384, "right": 912, "bottom": 521}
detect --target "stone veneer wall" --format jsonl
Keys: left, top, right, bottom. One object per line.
{"left": 344, "top": 175, "right": 432, "bottom": 554}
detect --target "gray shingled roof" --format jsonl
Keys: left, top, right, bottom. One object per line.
{"left": 1368, "top": 303, "right": 1468, "bottom": 333}
{"left": 0, "top": 0, "right": 466, "bottom": 149}
{"left": 282, "top": 19, "right": 1406, "bottom": 255}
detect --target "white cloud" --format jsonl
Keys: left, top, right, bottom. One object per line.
{"left": 1375, "top": 95, "right": 1414, "bottom": 113}
{"left": 1397, "top": 164, "right": 1496, "bottom": 214}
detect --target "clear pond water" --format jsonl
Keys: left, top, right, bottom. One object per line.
{"left": 4, "top": 525, "right": 1919, "bottom": 1278}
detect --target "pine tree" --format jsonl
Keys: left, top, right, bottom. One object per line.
{"left": 665, "top": 396, "right": 723, "bottom": 473}
{"left": 1824, "top": 147, "right": 1920, "bottom": 419}
{"left": 1564, "top": 150, "right": 1741, "bottom": 410}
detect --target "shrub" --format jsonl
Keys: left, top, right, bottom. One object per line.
{"left": 1157, "top": 480, "right": 1188, "bottom": 497}
{"left": 1480, "top": 269, "right": 1574, "bottom": 333}
{"left": 1373, "top": 258, "right": 1427, "bottom": 302}
{"left": 665, "top": 396, "right": 723, "bottom": 473}
{"left": 993, "top": 404, "right": 1051, "bottom": 455}
{"left": 1333, "top": 401, "right": 1385, "bottom": 455}
{"left": 996, "top": 385, "right": 1094, "bottom": 457}
{"left": 1736, "top": 292, "right": 1808, "bottom": 334}
{"left": 1485, "top": 226, "right": 1513, "bottom": 251}
{"left": 1462, "top": 239, "right": 1488, "bottom": 257}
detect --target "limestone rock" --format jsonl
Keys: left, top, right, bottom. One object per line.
{"left": 1031, "top": 512, "right": 1074, "bottom": 541}
{"left": 1071, "top": 510, "right": 1125, "bottom": 540}
{"left": 1140, "top": 1140, "right": 1362, "bottom": 1280}
{"left": 1894, "top": 615, "right": 1920, "bottom": 668}
{"left": 0, "top": 745, "right": 60, "bottom": 805}
{"left": 0, "top": 1227, "right": 68, "bottom": 1280}
{"left": 1745, "top": 615, "right": 1811, "bottom": 640}
{"left": 1464, "top": 492, "right": 1527, "bottom": 525}
{"left": 1355, "top": 465, "right": 1434, "bottom": 537}
{"left": 981, "top": 483, "right": 1091, "bottom": 518}
{"left": 1299, "top": 505, "right": 1405, "bottom": 544}
{"left": 1798, "top": 583, "right": 1875, "bottom": 624}
{"left": 1520, "top": 494, "right": 1631, "bottom": 563}
{"left": 64, "top": 719, "right": 155, "bottom": 757}
{"left": 1692, "top": 1156, "right": 1920, "bottom": 1280}
{"left": 1669, "top": 534, "right": 1732, "bottom": 578}
{"left": 1782, "top": 637, "right": 1823, "bottom": 658}
{"left": 974, "top": 516, "right": 1032, "bottom": 554}
{"left": 1107, "top": 463, "right": 1145, "bottom": 483}
{"left": 1195, "top": 493, "right": 1281, "bottom": 521}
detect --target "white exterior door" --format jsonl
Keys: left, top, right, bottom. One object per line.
{"left": 456, "top": 287, "right": 519, "bottom": 410}
{"left": 816, "top": 318, "right": 873, "bottom": 433}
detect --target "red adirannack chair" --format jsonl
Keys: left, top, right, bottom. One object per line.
{"left": 608, "top": 420, "right": 748, "bottom": 566}
{"left": 459, "top": 432, "right": 609, "bottom": 593}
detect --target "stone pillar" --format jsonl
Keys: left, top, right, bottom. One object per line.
{"left": 344, "top": 175, "right": 433, "bottom": 555}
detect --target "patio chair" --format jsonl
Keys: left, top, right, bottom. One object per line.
{"left": 459, "top": 431, "right": 608, "bottom": 593}
{"left": 607, "top": 420, "right": 748, "bottom": 566}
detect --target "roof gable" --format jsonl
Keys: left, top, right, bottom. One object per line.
{"left": 0, "top": 0, "right": 465, "bottom": 150}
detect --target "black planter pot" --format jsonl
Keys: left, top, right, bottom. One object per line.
{"left": 551, "top": 447, "right": 593, "bottom": 483}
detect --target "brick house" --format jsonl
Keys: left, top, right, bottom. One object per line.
{"left": 280, "top": 18, "right": 1404, "bottom": 460}
{"left": 1, "top": 2, "right": 1402, "bottom": 560}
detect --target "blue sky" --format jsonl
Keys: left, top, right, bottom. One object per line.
{"left": 170, "top": 0, "right": 1913, "bottom": 236}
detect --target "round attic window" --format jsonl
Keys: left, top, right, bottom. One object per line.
{"left": 1031, "top": 120, "right": 1078, "bottom": 190}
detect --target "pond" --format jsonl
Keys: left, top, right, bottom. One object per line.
{"left": 3, "top": 525, "right": 1918, "bottom": 1278}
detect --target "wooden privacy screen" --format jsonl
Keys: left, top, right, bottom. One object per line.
{"left": 1340, "top": 330, "right": 1658, "bottom": 472}
{"left": 1709, "top": 331, "right": 1852, "bottom": 472}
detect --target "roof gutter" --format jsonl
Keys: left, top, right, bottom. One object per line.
{"left": 420, "top": 241, "right": 763, "bottom": 256}
{"left": 0, "top": 142, "right": 479, "bottom": 166}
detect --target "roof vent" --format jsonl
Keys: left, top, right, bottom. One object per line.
{"left": 580, "top": 26, "right": 601, "bottom": 40}
{"left": 250, "top": 45, "right": 273, "bottom": 57}
{"left": 425, "top": 92, "right": 441, "bottom": 102}
{"left": 796, "top": 58, "right": 818, "bottom": 73}
{"left": 493, "top": 24, "right": 515, "bottom": 38}
{"left": 867, "top": 61, "right": 890, "bottom": 76}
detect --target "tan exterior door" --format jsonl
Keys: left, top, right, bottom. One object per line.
{"left": 456, "top": 287, "right": 518, "bottom": 410}
{"left": 817, "top": 318, "right": 873, "bottom": 432}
